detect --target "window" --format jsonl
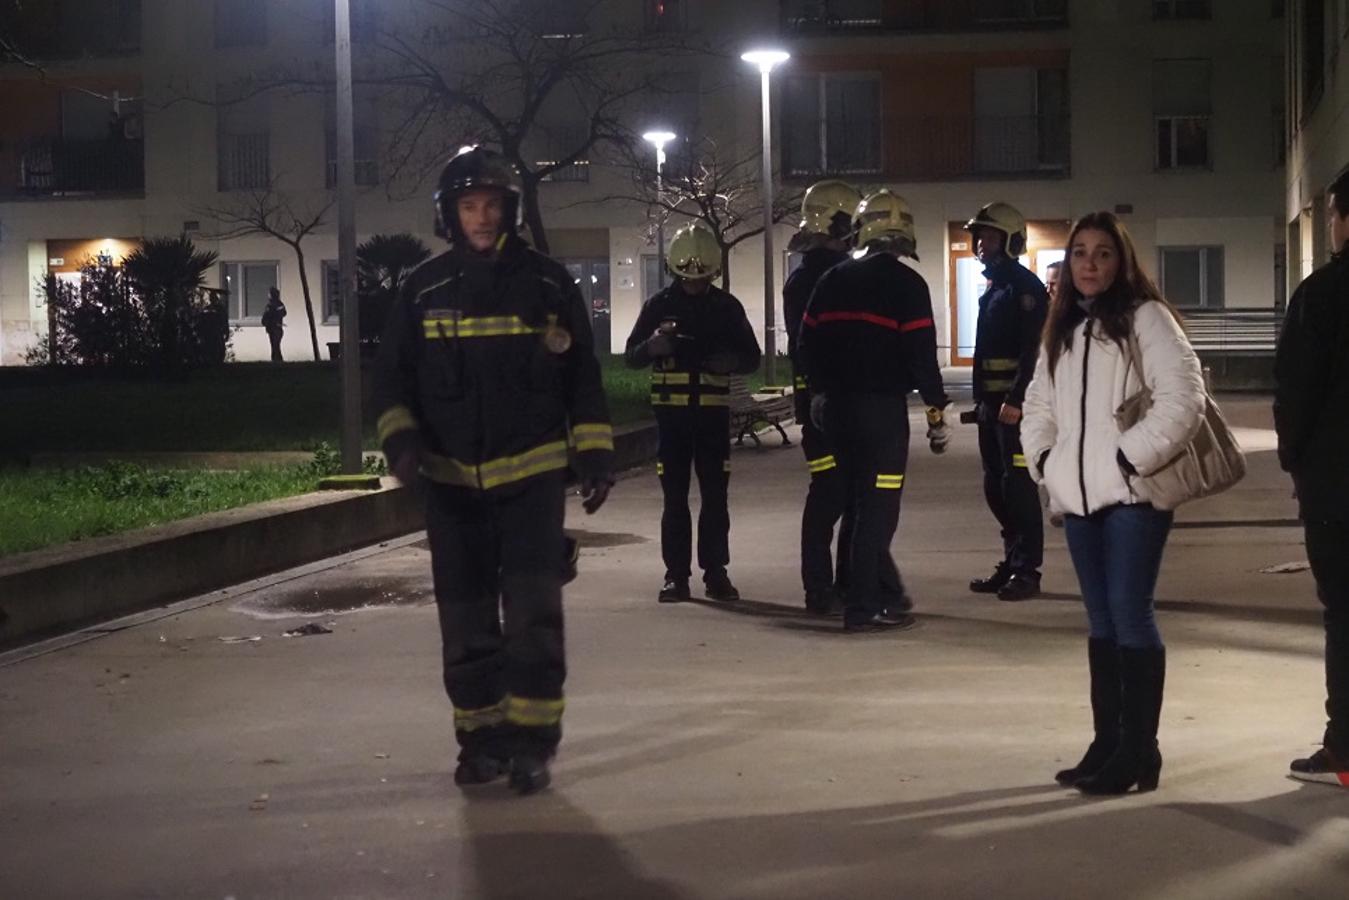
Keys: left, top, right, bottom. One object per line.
{"left": 1152, "top": 0, "right": 1210, "bottom": 19}
{"left": 1272, "top": 55, "right": 1286, "bottom": 167}
{"left": 786, "top": 0, "right": 884, "bottom": 29}
{"left": 1301, "top": 0, "right": 1326, "bottom": 113}
{"left": 1154, "top": 59, "right": 1211, "bottom": 169}
{"left": 644, "top": 0, "right": 687, "bottom": 32}
{"left": 972, "top": 0, "right": 1067, "bottom": 23}
{"left": 220, "top": 261, "right": 279, "bottom": 321}
{"left": 783, "top": 73, "right": 881, "bottom": 177}
{"left": 973, "top": 66, "right": 1069, "bottom": 173}
{"left": 1159, "top": 247, "right": 1224, "bottom": 308}
{"left": 215, "top": 0, "right": 266, "bottom": 48}
{"left": 534, "top": 124, "right": 591, "bottom": 184}
{"left": 322, "top": 0, "right": 378, "bottom": 43}
{"left": 217, "top": 86, "right": 270, "bottom": 190}
{"left": 325, "top": 91, "right": 380, "bottom": 187}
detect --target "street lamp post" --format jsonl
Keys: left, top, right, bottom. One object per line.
{"left": 642, "top": 130, "right": 676, "bottom": 292}
{"left": 335, "top": 0, "right": 361, "bottom": 474}
{"left": 741, "top": 49, "right": 789, "bottom": 387}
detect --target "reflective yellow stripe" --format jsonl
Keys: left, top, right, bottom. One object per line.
{"left": 504, "top": 695, "right": 565, "bottom": 727}
{"left": 723, "top": 459, "right": 731, "bottom": 473}
{"left": 570, "top": 422, "right": 614, "bottom": 452}
{"left": 794, "top": 376, "right": 808, "bottom": 389}
{"left": 698, "top": 394, "right": 730, "bottom": 407}
{"left": 656, "top": 462, "right": 664, "bottom": 476}
{"left": 875, "top": 473, "right": 905, "bottom": 490}
{"left": 453, "top": 702, "right": 505, "bottom": 733}
{"left": 1011, "top": 453, "right": 1028, "bottom": 468}
{"left": 651, "top": 372, "right": 692, "bottom": 385}
{"left": 699, "top": 373, "right": 731, "bottom": 388}
{"left": 652, "top": 393, "right": 691, "bottom": 407}
{"left": 806, "top": 455, "right": 837, "bottom": 473}
{"left": 981, "top": 358, "right": 1019, "bottom": 371}
{"left": 422, "top": 440, "right": 570, "bottom": 489}
{"left": 376, "top": 405, "right": 417, "bottom": 444}
{"left": 424, "top": 315, "right": 544, "bottom": 338}
{"left": 982, "top": 377, "right": 1016, "bottom": 392}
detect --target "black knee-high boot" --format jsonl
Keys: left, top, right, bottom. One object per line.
{"left": 1055, "top": 638, "right": 1121, "bottom": 786}
{"left": 1077, "top": 646, "right": 1165, "bottom": 795}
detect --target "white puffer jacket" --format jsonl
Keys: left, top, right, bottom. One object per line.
{"left": 1021, "top": 300, "right": 1206, "bottom": 515}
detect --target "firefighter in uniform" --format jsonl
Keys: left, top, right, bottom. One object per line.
{"left": 624, "top": 222, "right": 762, "bottom": 604}
{"left": 798, "top": 190, "right": 951, "bottom": 632}
{"left": 964, "top": 202, "right": 1048, "bottom": 601}
{"left": 373, "top": 147, "right": 615, "bottom": 795}
{"left": 784, "top": 180, "right": 909, "bottom": 616}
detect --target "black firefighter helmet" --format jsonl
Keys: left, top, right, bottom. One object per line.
{"left": 433, "top": 146, "right": 523, "bottom": 244}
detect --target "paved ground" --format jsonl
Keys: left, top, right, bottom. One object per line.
{"left": 3, "top": 397, "right": 1346, "bottom": 900}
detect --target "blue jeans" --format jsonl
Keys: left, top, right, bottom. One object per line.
{"left": 1063, "top": 504, "right": 1174, "bottom": 649}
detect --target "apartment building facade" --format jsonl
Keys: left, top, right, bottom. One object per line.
{"left": 1285, "top": 0, "right": 1349, "bottom": 281}
{"left": 0, "top": 0, "right": 1288, "bottom": 366}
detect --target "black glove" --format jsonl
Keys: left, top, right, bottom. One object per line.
{"left": 646, "top": 330, "right": 676, "bottom": 359}
{"left": 581, "top": 476, "right": 613, "bottom": 514}
{"left": 390, "top": 450, "right": 421, "bottom": 486}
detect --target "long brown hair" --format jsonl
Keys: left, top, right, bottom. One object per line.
{"left": 1043, "top": 211, "right": 1182, "bottom": 376}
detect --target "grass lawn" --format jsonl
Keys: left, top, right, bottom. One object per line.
{"left": 2, "top": 357, "right": 746, "bottom": 454}
{"left": 0, "top": 463, "right": 323, "bottom": 558}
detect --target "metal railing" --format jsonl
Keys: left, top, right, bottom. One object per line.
{"left": 16, "top": 138, "right": 144, "bottom": 195}
{"left": 782, "top": 0, "right": 1066, "bottom": 32}
{"left": 1182, "top": 309, "right": 1284, "bottom": 354}
{"left": 218, "top": 133, "right": 270, "bottom": 191}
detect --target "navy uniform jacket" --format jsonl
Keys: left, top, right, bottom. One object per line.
{"left": 372, "top": 238, "right": 614, "bottom": 492}
{"left": 973, "top": 256, "right": 1048, "bottom": 409}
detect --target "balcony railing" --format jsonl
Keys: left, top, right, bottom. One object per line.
{"left": 889, "top": 114, "right": 1070, "bottom": 180}
{"left": 13, "top": 138, "right": 144, "bottom": 196}
{"left": 782, "top": 0, "right": 1067, "bottom": 33}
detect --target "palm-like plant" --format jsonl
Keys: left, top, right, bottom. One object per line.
{"left": 122, "top": 235, "right": 223, "bottom": 368}
{"left": 356, "top": 234, "right": 431, "bottom": 346}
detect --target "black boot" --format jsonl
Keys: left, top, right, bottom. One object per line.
{"left": 509, "top": 755, "right": 552, "bottom": 795}
{"left": 970, "top": 562, "right": 1012, "bottom": 594}
{"left": 1077, "top": 646, "right": 1165, "bottom": 795}
{"left": 1055, "top": 638, "right": 1121, "bottom": 786}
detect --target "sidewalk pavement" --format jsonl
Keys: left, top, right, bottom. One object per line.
{"left": 2, "top": 397, "right": 1345, "bottom": 900}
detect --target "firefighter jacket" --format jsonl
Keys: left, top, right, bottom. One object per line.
{"left": 623, "top": 283, "right": 762, "bottom": 411}
{"left": 372, "top": 240, "right": 614, "bottom": 492}
{"left": 783, "top": 246, "right": 848, "bottom": 392}
{"left": 973, "top": 256, "right": 1048, "bottom": 408}
{"left": 796, "top": 252, "right": 949, "bottom": 409}
{"left": 1274, "top": 250, "right": 1349, "bottom": 522}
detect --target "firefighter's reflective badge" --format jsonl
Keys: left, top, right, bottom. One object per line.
{"left": 543, "top": 314, "right": 572, "bottom": 354}
{"left": 1020, "top": 294, "right": 1037, "bottom": 311}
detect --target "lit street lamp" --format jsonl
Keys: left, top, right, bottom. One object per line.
{"left": 642, "top": 130, "right": 676, "bottom": 292}
{"left": 741, "top": 48, "right": 789, "bottom": 387}
{"left": 334, "top": 0, "right": 360, "bottom": 473}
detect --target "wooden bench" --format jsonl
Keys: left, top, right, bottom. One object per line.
{"left": 729, "top": 375, "right": 794, "bottom": 447}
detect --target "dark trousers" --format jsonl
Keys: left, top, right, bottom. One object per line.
{"left": 823, "top": 393, "right": 911, "bottom": 623}
{"left": 798, "top": 395, "right": 905, "bottom": 601}
{"left": 1305, "top": 520, "right": 1349, "bottom": 756}
{"left": 1063, "top": 504, "right": 1173, "bottom": 649}
{"left": 266, "top": 327, "right": 283, "bottom": 362}
{"left": 425, "top": 473, "right": 567, "bottom": 760}
{"left": 657, "top": 407, "right": 731, "bottom": 582}
{"left": 977, "top": 408, "right": 1043, "bottom": 574}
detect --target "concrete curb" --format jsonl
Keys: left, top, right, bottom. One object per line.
{"left": 0, "top": 421, "right": 659, "bottom": 648}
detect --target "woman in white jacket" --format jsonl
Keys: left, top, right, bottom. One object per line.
{"left": 1021, "top": 211, "right": 1205, "bottom": 796}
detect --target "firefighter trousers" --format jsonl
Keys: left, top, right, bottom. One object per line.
{"left": 977, "top": 410, "right": 1044, "bottom": 575}
{"left": 799, "top": 396, "right": 906, "bottom": 601}
{"left": 656, "top": 407, "right": 731, "bottom": 582}
{"left": 822, "top": 393, "right": 911, "bottom": 622}
{"left": 425, "top": 473, "right": 567, "bottom": 762}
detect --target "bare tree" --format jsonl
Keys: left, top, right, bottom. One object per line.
{"left": 580, "top": 137, "right": 802, "bottom": 291}
{"left": 198, "top": 183, "right": 332, "bottom": 361}
{"left": 206, "top": 0, "right": 704, "bottom": 255}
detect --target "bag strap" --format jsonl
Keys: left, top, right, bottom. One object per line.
{"left": 1122, "top": 312, "right": 1145, "bottom": 392}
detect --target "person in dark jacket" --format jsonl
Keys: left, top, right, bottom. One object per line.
{"left": 625, "top": 222, "right": 762, "bottom": 604}
{"left": 372, "top": 146, "right": 615, "bottom": 795}
{"left": 1275, "top": 169, "right": 1349, "bottom": 788}
{"left": 798, "top": 190, "right": 951, "bottom": 632}
{"left": 964, "top": 202, "right": 1048, "bottom": 601}
{"left": 784, "top": 180, "right": 908, "bottom": 616}
{"left": 261, "top": 287, "right": 286, "bottom": 362}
